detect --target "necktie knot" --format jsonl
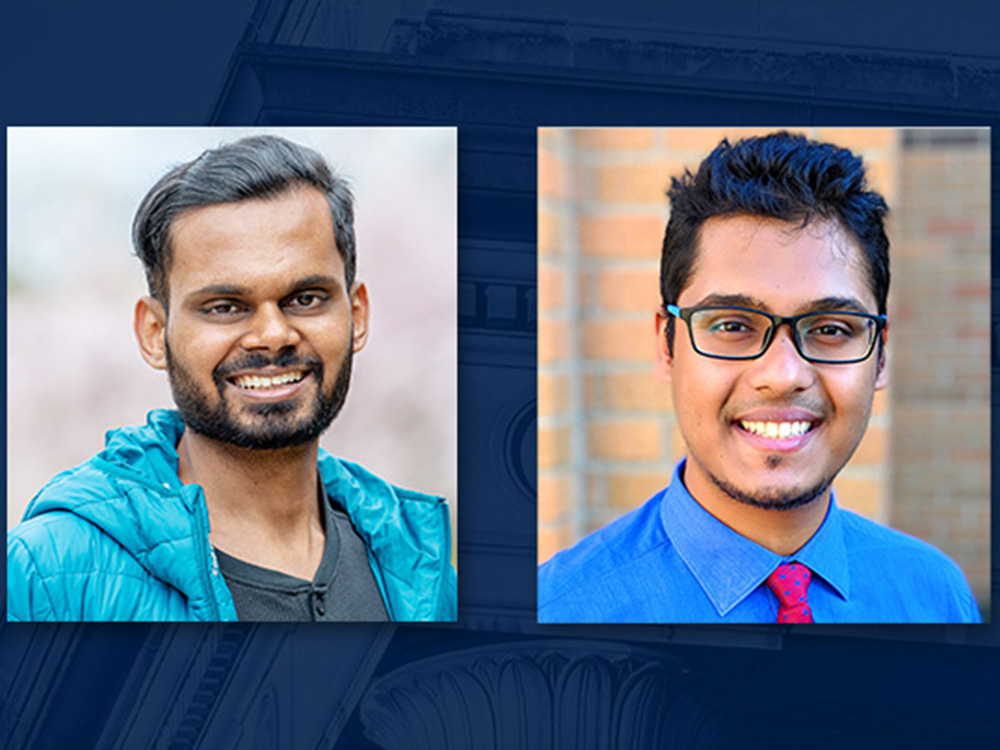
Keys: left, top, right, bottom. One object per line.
{"left": 766, "top": 562, "right": 813, "bottom": 623}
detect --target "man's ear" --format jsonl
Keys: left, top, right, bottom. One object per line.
{"left": 874, "top": 323, "right": 889, "bottom": 390}
{"left": 135, "top": 296, "right": 168, "bottom": 370}
{"left": 654, "top": 309, "right": 673, "bottom": 382}
{"left": 350, "top": 281, "right": 370, "bottom": 353}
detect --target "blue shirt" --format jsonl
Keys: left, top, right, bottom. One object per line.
{"left": 538, "top": 461, "right": 981, "bottom": 624}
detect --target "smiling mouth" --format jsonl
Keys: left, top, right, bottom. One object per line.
{"left": 738, "top": 420, "right": 815, "bottom": 439}
{"left": 230, "top": 371, "right": 307, "bottom": 391}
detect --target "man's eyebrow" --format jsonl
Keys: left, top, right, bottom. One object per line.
{"left": 289, "top": 274, "right": 339, "bottom": 290}
{"left": 187, "top": 276, "right": 340, "bottom": 300}
{"left": 693, "top": 293, "right": 768, "bottom": 309}
{"left": 690, "top": 293, "right": 874, "bottom": 315}
{"left": 803, "top": 296, "right": 873, "bottom": 314}
{"left": 188, "top": 283, "right": 250, "bottom": 298}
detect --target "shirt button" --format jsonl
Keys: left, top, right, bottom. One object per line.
{"left": 316, "top": 601, "right": 326, "bottom": 616}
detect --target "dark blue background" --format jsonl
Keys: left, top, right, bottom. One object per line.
{"left": 2, "top": 2, "right": 998, "bottom": 748}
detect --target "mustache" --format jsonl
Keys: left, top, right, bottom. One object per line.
{"left": 722, "top": 397, "right": 832, "bottom": 421}
{"left": 213, "top": 350, "right": 324, "bottom": 381}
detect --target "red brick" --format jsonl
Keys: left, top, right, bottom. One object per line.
{"left": 538, "top": 426, "right": 569, "bottom": 470}
{"left": 582, "top": 374, "right": 601, "bottom": 409}
{"left": 952, "top": 282, "right": 989, "bottom": 298}
{"left": 538, "top": 373, "right": 568, "bottom": 417}
{"left": 575, "top": 128, "right": 654, "bottom": 150}
{"left": 593, "top": 162, "right": 684, "bottom": 205}
{"left": 588, "top": 420, "right": 661, "bottom": 460}
{"left": 538, "top": 264, "right": 566, "bottom": 311}
{"left": 864, "top": 160, "right": 895, "bottom": 202}
{"left": 926, "top": 218, "right": 978, "bottom": 236}
{"left": 666, "top": 128, "right": 788, "bottom": 153}
{"left": 578, "top": 215, "right": 664, "bottom": 259}
{"left": 816, "top": 128, "right": 895, "bottom": 152}
{"left": 538, "top": 319, "right": 569, "bottom": 364}
{"left": 582, "top": 320, "right": 656, "bottom": 362}
{"left": 538, "top": 475, "right": 570, "bottom": 523}
{"left": 603, "top": 372, "right": 672, "bottom": 411}
{"left": 598, "top": 267, "right": 662, "bottom": 312}
{"left": 607, "top": 472, "right": 670, "bottom": 511}
{"left": 538, "top": 128, "right": 561, "bottom": 150}
{"left": 538, "top": 527, "right": 569, "bottom": 564}
{"left": 538, "top": 208, "right": 561, "bottom": 255}
{"left": 538, "top": 150, "right": 562, "bottom": 198}
{"left": 832, "top": 477, "right": 883, "bottom": 521}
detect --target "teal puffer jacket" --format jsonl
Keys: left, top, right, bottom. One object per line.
{"left": 7, "top": 410, "right": 456, "bottom": 622}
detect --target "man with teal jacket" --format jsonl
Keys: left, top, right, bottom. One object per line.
{"left": 7, "top": 135, "right": 456, "bottom": 622}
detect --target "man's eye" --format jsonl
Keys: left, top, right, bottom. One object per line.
{"left": 814, "top": 325, "right": 847, "bottom": 337}
{"left": 202, "top": 302, "right": 243, "bottom": 316}
{"left": 807, "top": 320, "right": 856, "bottom": 339}
{"left": 286, "top": 293, "right": 327, "bottom": 310}
{"left": 708, "top": 319, "right": 755, "bottom": 335}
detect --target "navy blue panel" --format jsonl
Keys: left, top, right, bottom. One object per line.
{"left": 2, "top": 2, "right": 998, "bottom": 749}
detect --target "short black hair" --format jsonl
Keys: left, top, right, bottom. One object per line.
{"left": 661, "top": 131, "right": 890, "bottom": 353}
{"left": 132, "top": 134, "right": 355, "bottom": 302}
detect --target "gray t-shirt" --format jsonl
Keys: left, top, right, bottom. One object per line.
{"left": 214, "top": 483, "right": 389, "bottom": 622}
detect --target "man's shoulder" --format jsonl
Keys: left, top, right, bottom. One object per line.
{"left": 8, "top": 508, "right": 166, "bottom": 621}
{"left": 21, "top": 410, "right": 182, "bottom": 519}
{"left": 317, "top": 451, "right": 456, "bottom": 622}
{"left": 317, "top": 452, "right": 450, "bottom": 541}
{"left": 837, "top": 508, "right": 980, "bottom": 621}
{"left": 27, "top": 458, "right": 122, "bottom": 510}
{"left": 538, "top": 490, "right": 672, "bottom": 619}
{"left": 839, "top": 508, "right": 971, "bottom": 584}
{"left": 318, "top": 452, "right": 445, "bottom": 506}
{"left": 9, "top": 506, "right": 112, "bottom": 566}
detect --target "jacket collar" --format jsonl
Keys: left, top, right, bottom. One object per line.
{"left": 26, "top": 409, "right": 452, "bottom": 621}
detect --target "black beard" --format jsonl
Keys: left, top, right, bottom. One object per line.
{"left": 703, "top": 463, "right": 835, "bottom": 512}
{"left": 166, "top": 342, "right": 353, "bottom": 450}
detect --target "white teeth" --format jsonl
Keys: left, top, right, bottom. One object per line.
{"left": 739, "top": 420, "right": 812, "bottom": 438}
{"left": 233, "top": 371, "right": 305, "bottom": 390}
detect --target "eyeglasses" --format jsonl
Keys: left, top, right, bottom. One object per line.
{"left": 665, "top": 304, "right": 887, "bottom": 364}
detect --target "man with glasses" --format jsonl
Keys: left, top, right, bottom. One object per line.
{"left": 538, "top": 131, "right": 980, "bottom": 624}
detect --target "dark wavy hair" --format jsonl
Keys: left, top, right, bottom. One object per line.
{"left": 132, "top": 135, "right": 355, "bottom": 302}
{"left": 661, "top": 131, "right": 890, "bottom": 353}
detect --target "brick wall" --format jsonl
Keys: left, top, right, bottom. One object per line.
{"left": 537, "top": 127, "right": 989, "bottom": 607}
{"left": 890, "top": 131, "right": 991, "bottom": 605}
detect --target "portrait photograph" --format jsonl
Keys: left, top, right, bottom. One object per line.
{"left": 7, "top": 126, "right": 457, "bottom": 622}
{"left": 537, "top": 127, "right": 989, "bottom": 624}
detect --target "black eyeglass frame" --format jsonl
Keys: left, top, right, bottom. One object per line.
{"left": 665, "top": 303, "right": 888, "bottom": 364}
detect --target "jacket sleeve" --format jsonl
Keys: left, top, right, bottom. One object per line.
{"left": 7, "top": 534, "right": 56, "bottom": 622}
{"left": 439, "top": 561, "right": 458, "bottom": 621}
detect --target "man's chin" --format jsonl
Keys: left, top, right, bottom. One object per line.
{"left": 166, "top": 341, "right": 353, "bottom": 452}
{"left": 709, "top": 472, "right": 834, "bottom": 512}
{"left": 189, "top": 416, "right": 326, "bottom": 451}
{"left": 178, "top": 396, "right": 335, "bottom": 451}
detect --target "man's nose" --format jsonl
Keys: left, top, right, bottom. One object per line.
{"left": 746, "top": 325, "right": 815, "bottom": 393}
{"left": 241, "top": 304, "right": 302, "bottom": 350}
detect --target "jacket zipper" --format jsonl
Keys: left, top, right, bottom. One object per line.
{"left": 191, "top": 487, "right": 222, "bottom": 621}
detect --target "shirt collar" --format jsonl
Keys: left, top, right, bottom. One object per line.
{"left": 660, "top": 459, "right": 850, "bottom": 616}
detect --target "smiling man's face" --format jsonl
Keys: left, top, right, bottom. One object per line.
{"left": 142, "top": 185, "right": 368, "bottom": 450}
{"left": 656, "top": 214, "right": 887, "bottom": 512}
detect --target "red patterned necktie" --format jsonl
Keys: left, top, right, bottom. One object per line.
{"left": 766, "top": 562, "right": 814, "bottom": 623}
